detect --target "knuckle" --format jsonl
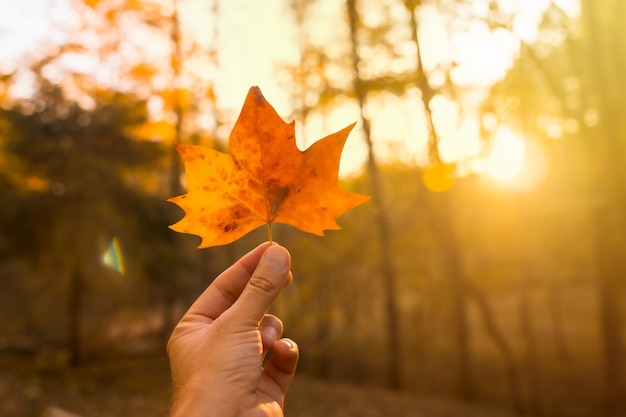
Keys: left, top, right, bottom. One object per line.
{"left": 248, "top": 272, "right": 276, "bottom": 294}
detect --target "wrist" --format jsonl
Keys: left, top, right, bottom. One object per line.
{"left": 170, "top": 386, "right": 238, "bottom": 417}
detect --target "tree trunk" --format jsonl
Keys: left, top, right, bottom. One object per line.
{"left": 425, "top": 191, "right": 473, "bottom": 401}
{"left": 68, "top": 262, "right": 83, "bottom": 367}
{"left": 160, "top": 0, "right": 185, "bottom": 346}
{"left": 405, "top": 0, "right": 472, "bottom": 399}
{"left": 548, "top": 283, "right": 569, "bottom": 364}
{"left": 581, "top": 1, "right": 626, "bottom": 411}
{"left": 468, "top": 284, "right": 524, "bottom": 413}
{"left": 518, "top": 280, "right": 545, "bottom": 416}
{"left": 578, "top": 2, "right": 626, "bottom": 411}
{"left": 592, "top": 203, "right": 626, "bottom": 415}
{"left": 346, "top": 0, "right": 402, "bottom": 390}
{"left": 315, "top": 269, "right": 332, "bottom": 378}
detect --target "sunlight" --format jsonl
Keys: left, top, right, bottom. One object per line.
{"left": 486, "top": 128, "right": 526, "bottom": 182}
{"left": 0, "top": 0, "right": 543, "bottom": 181}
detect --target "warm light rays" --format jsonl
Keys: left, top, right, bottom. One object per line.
{"left": 0, "top": 0, "right": 563, "bottom": 191}
{"left": 481, "top": 128, "right": 548, "bottom": 191}
{"left": 486, "top": 128, "right": 526, "bottom": 182}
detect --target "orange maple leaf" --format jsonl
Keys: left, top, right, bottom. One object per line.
{"left": 167, "top": 86, "right": 370, "bottom": 248}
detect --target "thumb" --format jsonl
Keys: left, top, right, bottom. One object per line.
{"left": 230, "top": 244, "right": 291, "bottom": 326}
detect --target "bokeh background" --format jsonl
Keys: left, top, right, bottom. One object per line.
{"left": 1, "top": 0, "right": 625, "bottom": 416}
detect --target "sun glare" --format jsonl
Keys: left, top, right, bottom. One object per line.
{"left": 486, "top": 128, "right": 526, "bottom": 182}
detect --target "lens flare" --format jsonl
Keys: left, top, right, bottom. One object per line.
{"left": 102, "top": 237, "right": 125, "bottom": 276}
{"left": 423, "top": 162, "right": 456, "bottom": 192}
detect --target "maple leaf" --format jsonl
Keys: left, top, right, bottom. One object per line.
{"left": 167, "top": 86, "right": 370, "bottom": 248}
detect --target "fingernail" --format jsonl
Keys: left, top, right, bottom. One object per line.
{"left": 283, "top": 339, "right": 297, "bottom": 351}
{"left": 261, "top": 245, "right": 290, "bottom": 271}
{"left": 263, "top": 326, "right": 279, "bottom": 343}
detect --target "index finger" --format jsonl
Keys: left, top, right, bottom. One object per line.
{"left": 182, "top": 242, "right": 272, "bottom": 324}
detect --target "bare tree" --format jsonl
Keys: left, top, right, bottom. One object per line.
{"left": 346, "top": 0, "right": 403, "bottom": 390}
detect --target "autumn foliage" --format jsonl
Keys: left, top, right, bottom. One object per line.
{"left": 168, "top": 87, "right": 370, "bottom": 247}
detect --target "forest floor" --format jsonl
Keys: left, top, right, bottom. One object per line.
{"left": 0, "top": 353, "right": 516, "bottom": 417}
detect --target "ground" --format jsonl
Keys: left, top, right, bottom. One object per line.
{"left": 0, "top": 353, "right": 515, "bottom": 417}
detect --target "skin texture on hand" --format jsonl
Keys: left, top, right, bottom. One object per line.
{"left": 167, "top": 243, "right": 299, "bottom": 417}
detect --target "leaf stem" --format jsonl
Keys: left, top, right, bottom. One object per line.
{"left": 267, "top": 222, "right": 273, "bottom": 244}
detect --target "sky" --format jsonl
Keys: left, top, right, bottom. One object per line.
{"left": 0, "top": 0, "right": 70, "bottom": 73}
{"left": 198, "top": 0, "right": 298, "bottom": 109}
{"left": 173, "top": 0, "right": 578, "bottom": 183}
{"left": 0, "top": 0, "right": 579, "bottom": 184}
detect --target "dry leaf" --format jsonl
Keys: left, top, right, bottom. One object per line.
{"left": 168, "top": 86, "right": 370, "bottom": 248}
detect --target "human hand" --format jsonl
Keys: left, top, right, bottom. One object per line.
{"left": 167, "top": 242, "right": 299, "bottom": 417}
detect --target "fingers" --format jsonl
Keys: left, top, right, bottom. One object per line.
{"left": 260, "top": 314, "right": 283, "bottom": 350}
{"left": 182, "top": 242, "right": 272, "bottom": 324}
{"left": 229, "top": 245, "right": 291, "bottom": 327}
{"left": 261, "top": 338, "right": 299, "bottom": 405}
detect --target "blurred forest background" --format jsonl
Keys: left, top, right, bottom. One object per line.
{"left": 1, "top": 0, "right": 625, "bottom": 416}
